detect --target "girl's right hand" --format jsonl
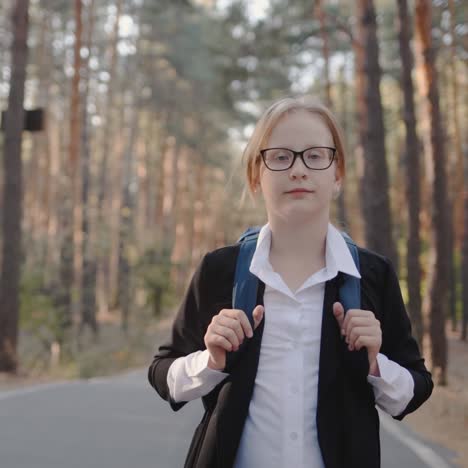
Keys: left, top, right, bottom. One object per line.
{"left": 204, "top": 305, "right": 264, "bottom": 371}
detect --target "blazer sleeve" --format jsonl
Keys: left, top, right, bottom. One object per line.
{"left": 148, "top": 253, "right": 211, "bottom": 412}
{"left": 380, "top": 257, "right": 434, "bottom": 421}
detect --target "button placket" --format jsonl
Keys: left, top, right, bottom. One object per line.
{"left": 283, "top": 344, "right": 303, "bottom": 467}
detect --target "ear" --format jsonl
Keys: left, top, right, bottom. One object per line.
{"left": 334, "top": 165, "right": 343, "bottom": 187}
{"left": 333, "top": 168, "right": 342, "bottom": 199}
{"left": 253, "top": 178, "right": 261, "bottom": 193}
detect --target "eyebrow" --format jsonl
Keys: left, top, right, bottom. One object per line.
{"left": 266, "top": 144, "right": 332, "bottom": 149}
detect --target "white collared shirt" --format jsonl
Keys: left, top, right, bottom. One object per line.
{"left": 167, "top": 222, "right": 414, "bottom": 468}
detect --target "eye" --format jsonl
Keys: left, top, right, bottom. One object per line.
{"left": 276, "top": 153, "right": 290, "bottom": 161}
{"left": 305, "top": 149, "right": 326, "bottom": 160}
{"left": 271, "top": 150, "right": 291, "bottom": 161}
{"left": 307, "top": 153, "right": 321, "bottom": 160}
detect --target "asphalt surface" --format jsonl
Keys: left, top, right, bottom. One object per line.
{"left": 0, "top": 369, "right": 460, "bottom": 468}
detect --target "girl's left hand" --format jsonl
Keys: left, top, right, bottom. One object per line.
{"left": 333, "top": 302, "right": 382, "bottom": 376}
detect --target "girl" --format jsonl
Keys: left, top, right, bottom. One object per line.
{"left": 148, "top": 95, "right": 433, "bottom": 468}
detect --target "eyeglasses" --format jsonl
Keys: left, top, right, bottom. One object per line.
{"left": 259, "top": 146, "right": 336, "bottom": 171}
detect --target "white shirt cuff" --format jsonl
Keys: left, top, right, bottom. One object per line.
{"left": 367, "top": 353, "right": 415, "bottom": 417}
{"left": 167, "top": 350, "right": 229, "bottom": 403}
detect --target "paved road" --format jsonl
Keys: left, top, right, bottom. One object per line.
{"left": 0, "top": 369, "right": 460, "bottom": 468}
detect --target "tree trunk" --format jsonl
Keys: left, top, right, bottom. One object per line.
{"left": 96, "top": 0, "right": 122, "bottom": 316}
{"left": 356, "top": 0, "right": 398, "bottom": 270}
{"left": 135, "top": 115, "right": 150, "bottom": 250}
{"left": 415, "top": 0, "right": 450, "bottom": 385}
{"left": 191, "top": 156, "right": 206, "bottom": 270}
{"left": 438, "top": 30, "right": 458, "bottom": 334}
{"left": 59, "top": 0, "right": 83, "bottom": 338}
{"left": 314, "top": 0, "right": 331, "bottom": 108}
{"left": 118, "top": 102, "right": 140, "bottom": 332}
{"left": 447, "top": 0, "right": 464, "bottom": 240}
{"left": 462, "top": 156, "right": 468, "bottom": 341}
{"left": 154, "top": 116, "right": 171, "bottom": 243}
{"left": 447, "top": 0, "right": 464, "bottom": 334}
{"left": 352, "top": 3, "right": 369, "bottom": 246}
{"left": 27, "top": 7, "right": 50, "bottom": 268}
{"left": 315, "top": 0, "right": 348, "bottom": 229}
{"left": 447, "top": 207, "right": 456, "bottom": 332}
{"left": 335, "top": 66, "right": 348, "bottom": 231}
{"left": 35, "top": 12, "right": 53, "bottom": 275}
{"left": 0, "top": 0, "right": 30, "bottom": 373}
{"left": 170, "top": 145, "right": 193, "bottom": 296}
{"left": 107, "top": 104, "right": 125, "bottom": 310}
{"left": 71, "top": 0, "right": 83, "bottom": 313}
{"left": 97, "top": 0, "right": 122, "bottom": 214}
{"left": 396, "top": 0, "right": 423, "bottom": 349}
{"left": 79, "top": 0, "right": 98, "bottom": 338}
{"left": 46, "top": 115, "right": 61, "bottom": 275}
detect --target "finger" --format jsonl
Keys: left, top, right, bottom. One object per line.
{"left": 353, "top": 335, "right": 381, "bottom": 351}
{"left": 349, "top": 327, "right": 381, "bottom": 350}
{"left": 348, "top": 324, "right": 381, "bottom": 344}
{"left": 332, "top": 302, "right": 345, "bottom": 331}
{"left": 344, "top": 317, "right": 378, "bottom": 337}
{"left": 347, "top": 326, "right": 374, "bottom": 345}
{"left": 214, "top": 315, "right": 245, "bottom": 343}
{"left": 211, "top": 334, "right": 234, "bottom": 352}
{"left": 222, "top": 309, "right": 254, "bottom": 338}
{"left": 253, "top": 305, "right": 264, "bottom": 330}
{"left": 212, "top": 324, "right": 240, "bottom": 349}
{"left": 342, "top": 309, "right": 375, "bottom": 334}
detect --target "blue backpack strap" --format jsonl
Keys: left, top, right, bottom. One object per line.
{"left": 232, "top": 226, "right": 261, "bottom": 329}
{"left": 236, "top": 226, "right": 261, "bottom": 245}
{"left": 339, "top": 231, "right": 368, "bottom": 379}
{"left": 339, "top": 231, "right": 361, "bottom": 312}
{"left": 224, "top": 226, "right": 260, "bottom": 371}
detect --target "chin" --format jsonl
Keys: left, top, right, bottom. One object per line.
{"left": 280, "top": 207, "right": 321, "bottom": 222}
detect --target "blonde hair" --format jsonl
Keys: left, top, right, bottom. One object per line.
{"left": 239, "top": 95, "right": 347, "bottom": 207}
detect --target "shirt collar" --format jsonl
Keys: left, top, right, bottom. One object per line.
{"left": 249, "top": 221, "right": 361, "bottom": 281}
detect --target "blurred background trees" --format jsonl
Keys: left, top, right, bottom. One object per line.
{"left": 0, "top": 0, "right": 466, "bottom": 385}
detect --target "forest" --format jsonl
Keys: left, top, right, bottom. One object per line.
{"left": 0, "top": 0, "right": 466, "bottom": 393}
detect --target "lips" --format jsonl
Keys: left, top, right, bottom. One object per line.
{"left": 286, "top": 189, "right": 314, "bottom": 193}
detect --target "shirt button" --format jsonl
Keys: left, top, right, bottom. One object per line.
{"left": 290, "top": 432, "right": 298, "bottom": 441}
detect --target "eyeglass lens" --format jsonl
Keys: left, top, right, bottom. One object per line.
{"left": 263, "top": 147, "right": 334, "bottom": 170}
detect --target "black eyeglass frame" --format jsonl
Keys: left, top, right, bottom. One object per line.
{"left": 259, "top": 146, "right": 337, "bottom": 171}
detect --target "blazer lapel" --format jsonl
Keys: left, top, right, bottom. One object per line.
{"left": 315, "top": 275, "right": 347, "bottom": 468}
{"left": 317, "top": 275, "right": 342, "bottom": 400}
{"left": 216, "top": 280, "right": 266, "bottom": 468}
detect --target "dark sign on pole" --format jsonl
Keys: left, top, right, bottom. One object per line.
{"left": 1, "top": 108, "right": 45, "bottom": 132}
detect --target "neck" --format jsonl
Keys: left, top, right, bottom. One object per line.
{"left": 268, "top": 212, "right": 329, "bottom": 262}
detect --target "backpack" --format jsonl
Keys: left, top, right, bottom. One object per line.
{"left": 225, "top": 225, "right": 369, "bottom": 378}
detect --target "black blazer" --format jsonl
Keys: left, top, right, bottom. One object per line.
{"left": 148, "top": 243, "right": 433, "bottom": 468}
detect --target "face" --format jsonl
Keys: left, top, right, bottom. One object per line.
{"left": 256, "top": 110, "right": 341, "bottom": 223}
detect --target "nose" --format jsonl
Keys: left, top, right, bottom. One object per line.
{"left": 289, "top": 154, "right": 309, "bottom": 179}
